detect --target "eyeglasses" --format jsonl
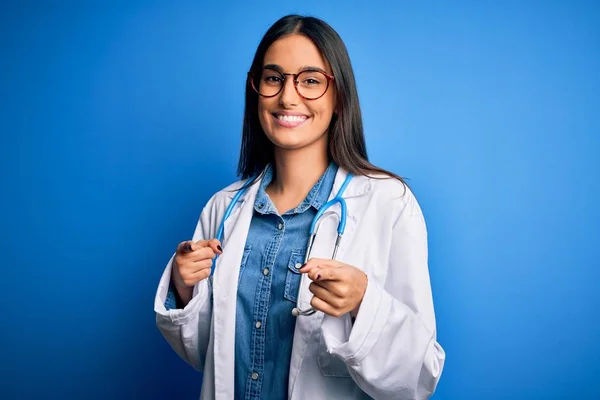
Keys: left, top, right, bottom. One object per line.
{"left": 248, "top": 67, "right": 335, "bottom": 100}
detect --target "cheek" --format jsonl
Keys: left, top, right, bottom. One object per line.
{"left": 258, "top": 97, "right": 279, "bottom": 115}
{"left": 312, "top": 103, "right": 334, "bottom": 122}
{"left": 313, "top": 93, "right": 336, "bottom": 120}
{"left": 257, "top": 100, "right": 271, "bottom": 128}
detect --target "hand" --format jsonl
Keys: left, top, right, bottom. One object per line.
{"left": 299, "top": 259, "right": 368, "bottom": 318}
{"left": 172, "top": 239, "right": 222, "bottom": 291}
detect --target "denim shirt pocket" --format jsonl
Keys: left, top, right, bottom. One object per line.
{"left": 236, "top": 244, "right": 253, "bottom": 285}
{"left": 284, "top": 249, "right": 305, "bottom": 303}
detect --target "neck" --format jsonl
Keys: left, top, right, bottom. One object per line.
{"left": 268, "top": 146, "right": 329, "bottom": 201}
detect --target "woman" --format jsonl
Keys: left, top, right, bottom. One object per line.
{"left": 155, "top": 14, "right": 445, "bottom": 400}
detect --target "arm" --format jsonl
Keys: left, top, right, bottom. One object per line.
{"left": 154, "top": 203, "right": 215, "bottom": 371}
{"left": 322, "top": 191, "right": 445, "bottom": 399}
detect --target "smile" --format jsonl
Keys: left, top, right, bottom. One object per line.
{"left": 272, "top": 113, "right": 309, "bottom": 128}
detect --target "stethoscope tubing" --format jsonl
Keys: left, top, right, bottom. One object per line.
{"left": 210, "top": 172, "right": 354, "bottom": 317}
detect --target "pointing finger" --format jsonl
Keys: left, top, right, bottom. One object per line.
{"left": 308, "top": 266, "right": 341, "bottom": 282}
{"left": 199, "top": 238, "right": 223, "bottom": 255}
{"left": 299, "top": 258, "right": 337, "bottom": 274}
{"left": 178, "top": 239, "right": 223, "bottom": 256}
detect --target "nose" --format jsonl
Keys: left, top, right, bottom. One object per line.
{"left": 279, "top": 74, "right": 300, "bottom": 107}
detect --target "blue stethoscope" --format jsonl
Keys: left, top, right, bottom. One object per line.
{"left": 211, "top": 172, "right": 354, "bottom": 317}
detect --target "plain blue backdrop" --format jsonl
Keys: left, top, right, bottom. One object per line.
{"left": 1, "top": 1, "right": 599, "bottom": 399}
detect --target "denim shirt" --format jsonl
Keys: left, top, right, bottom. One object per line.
{"left": 166, "top": 162, "right": 337, "bottom": 399}
{"left": 235, "top": 162, "right": 337, "bottom": 400}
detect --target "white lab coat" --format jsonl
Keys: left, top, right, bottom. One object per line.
{"left": 154, "top": 167, "right": 445, "bottom": 400}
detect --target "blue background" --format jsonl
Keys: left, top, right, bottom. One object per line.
{"left": 1, "top": 1, "right": 599, "bottom": 399}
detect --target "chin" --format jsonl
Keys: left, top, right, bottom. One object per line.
{"left": 268, "top": 131, "right": 328, "bottom": 154}
{"left": 266, "top": 134, "right": 308, "bottom": 150}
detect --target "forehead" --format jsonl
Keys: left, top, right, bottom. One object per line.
{"left": 263, "top": 34, "right": 331, "bottom": 72}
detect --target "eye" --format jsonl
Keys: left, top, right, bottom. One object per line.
{"left": 263, "top": 74, "right": 283, "bottom": 85}
{"left": 298, "top": 70, "right": 326, "bottom": 87}
{"left": 303, "top": 77, "right": 321, "bottom": 85}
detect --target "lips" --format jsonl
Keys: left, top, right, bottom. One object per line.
{"left": 272, "top": 112, "right": 309, "bottom": 128}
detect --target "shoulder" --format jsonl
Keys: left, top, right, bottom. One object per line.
{"left": 204, "top": 177, "right": 256, "bottom": 210}
{"left": 359, "top": 173, "right": 423, "bottom": 219}
{"left": 215, "top": 179, "right": 248, "bottom": 200}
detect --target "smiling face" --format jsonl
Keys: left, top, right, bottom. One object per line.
{"left": 257, "top": 34, "right": 336, "bottom": 155}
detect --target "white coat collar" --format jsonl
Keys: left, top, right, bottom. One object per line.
{"left": 227, "top": 165, "right": 373, "bottom": 203}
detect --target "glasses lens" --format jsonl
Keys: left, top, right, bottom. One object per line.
{"left": 255, "top": 69, "right": 284, "bottom": 97}
{"left": 252, "top": 69, "right": 331, "bottom": 99}
{"left": 296, "top": 70, "right": 329, "bottom": 99}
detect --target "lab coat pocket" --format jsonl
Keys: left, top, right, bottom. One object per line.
{"left": 236, "top": 245, "right": 253, "bottom": 285}
{"left": 284, "top": 249, "right": 304, "bottom": 303}
{"left": 317, "top": 329, "right": 352, "bottom": 378}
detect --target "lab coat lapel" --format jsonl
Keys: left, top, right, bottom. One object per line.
{"left": 211, "top": 179, "right": 260, "bottom": 400}
{"left": 288, "top": 168, "right": 369, "bottom": 394}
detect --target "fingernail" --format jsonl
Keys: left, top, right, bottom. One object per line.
{"left": 217, "top": 245, "right": 223, "bottom": 252}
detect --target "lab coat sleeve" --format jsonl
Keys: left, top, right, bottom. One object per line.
{"left": 154, "top": 202, "right": 215, "bottom": 372}
{"left": 321, "top": 190, "right": 446, "bottom": 400}
{"left": 164, "top": 281, "right": 179, "bottom": 310}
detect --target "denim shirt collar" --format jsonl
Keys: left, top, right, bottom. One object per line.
{"left": 254, "top": 162, "right": 338, "bottom": 215}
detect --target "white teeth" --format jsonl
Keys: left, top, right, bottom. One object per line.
{"left": 277, "top": 115, "right": 307, "bottom": 123}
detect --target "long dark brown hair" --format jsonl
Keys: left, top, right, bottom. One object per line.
{"left": 238, "top": 15, "right": 406, "bottom": 187}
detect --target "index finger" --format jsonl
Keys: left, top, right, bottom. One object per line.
{"left": 194, "top": 238, "right": 223, "bottom": 255}
{"left": 299, "top": 258, "right": 338, "bottom": 273}
{"left": 309, "top": 265, "right": 343, "bottom": 282}
{"left": 300, "top": 258, "right": 343, "bottom": 281}
{"left": 177, "top": 239, "right": 222, "bottom": 255}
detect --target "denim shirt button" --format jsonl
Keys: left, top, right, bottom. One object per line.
{"left": 295, "top": 263, "right": 302, "bottom": 270}
{"left": 251, "top": 372, "right": 259, "bottom": 380}
{"left": 255, "top": 321, "right": 262, "bottom": 329}
{"left": 263, "top": 268, "right": 270, "bottom": 276}
{"left": 277, "top": 223, "right": 283, "bottom": 230}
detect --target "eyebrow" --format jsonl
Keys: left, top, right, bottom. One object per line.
{"left": 263, "top": 64, "right": 329, "bottom": 75}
